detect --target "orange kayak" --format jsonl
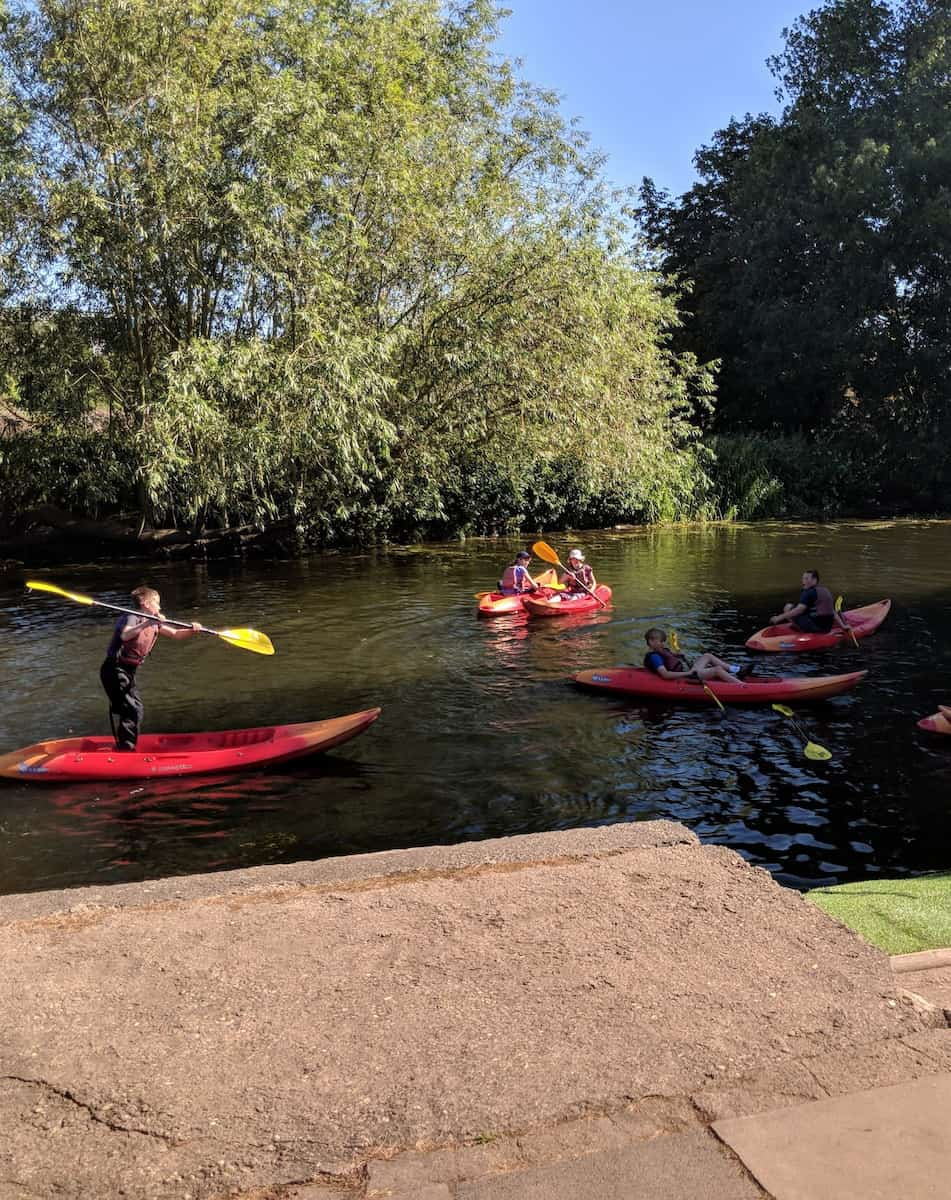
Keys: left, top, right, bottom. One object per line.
{"left": 573, "top": 668, "right": 867, "bottom": 703}
{"left": 522, "top": 585, "right": 613, "bottom": 618}
{"left": 917, "top": 705, "right": 951, "bottom": 735}
{"left": 0, "top": 708, "right": 380, "bottom": 782}
{"left": 477, "top": 569, "right": 561, "bottom": 616}
{"left": 746, "top": 600, "right": 890, "bottom": 652}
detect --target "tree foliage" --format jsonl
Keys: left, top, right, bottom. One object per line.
{"left": 0, "top": 0, "right": 712, "bottom": 543}
{"left": 639, "top": 0, "right": 951, "bottom": 472}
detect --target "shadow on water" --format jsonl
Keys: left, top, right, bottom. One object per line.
{"left": 3, "top": 519, "right": 951, "bottom": 894}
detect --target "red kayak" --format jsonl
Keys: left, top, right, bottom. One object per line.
{"left": 522, "top": 585, "right": 613, "bottom": 618}
{"left": 746, "top": 600, "right": 890, "bottom": 652}
{"left": 477, "top": 569, "right": 560, "bottom": 616}
{"left": 917, "top": 705, "right": 951, "bottom": 735}
{"left": 572, "top": 668, "right": 866, "bottom": 704}
{"left": 0, "top": 708, "right": 380, "bottom": 782}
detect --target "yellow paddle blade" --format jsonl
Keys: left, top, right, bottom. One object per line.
{"left": 531, "top": 540, "right": 561, "bottom": 566}
{"left": 835, "top": 595, "right": 843, "bottom": 611}
{"left": 703, "top": 684, "right": 726, "bottom": 711}
{"left": 771, "top": 703, "right": 794, "bottom": 717}
{"left": 217, "top": 628, "right": 275, "bottom": 655}
{"left": 669, "top": 629, "right": 680, "bottom": 652}
{"left": 26, "top": 579, "right": 95, "bottom": 606}
{"left": 805, "top": 741, "right": 833, "bottom": 761}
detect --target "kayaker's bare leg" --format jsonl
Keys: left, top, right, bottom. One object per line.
{"left": 692, "top": 662, "right": 744, "bottom": 685}
{"left": 692, "top": 653, "right": 744, "bottom": 682}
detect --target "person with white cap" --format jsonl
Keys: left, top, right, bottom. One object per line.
{"left": 561, "top": 548, "right": 596, "bottom": 595}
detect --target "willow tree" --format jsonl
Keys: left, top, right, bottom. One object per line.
{"left": 1, "top": 0, "right": 714, "bottom": 540}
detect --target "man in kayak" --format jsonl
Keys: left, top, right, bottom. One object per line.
{"left": 769, "top": 570, "right": 851, "bottom": 634}
{"left": 643, "top": 628, "right": 746, "bottom": 685}
{"left": 498, "top": 550, "right": 539, "bottom": 596}
{"left": 100, "top": 585, "right": 203, "bottom": 750}
{"left": 561, "top": 548, "right": 596, "bottom": 597}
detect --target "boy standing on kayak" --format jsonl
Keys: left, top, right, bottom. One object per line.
{"left": 561, "top": 548, "right": 596, "bottom": 595}
{"left": 643, "top": 629, "right": 746, "bottom": 685}
{"left": 100, "top": 585, "right": 202, "bottom": 750}
{"left": 769, "top": 570, "right": 851, "bottom": 634}
{"left": 498, "top": 550, "right": 539, "bottom": 596}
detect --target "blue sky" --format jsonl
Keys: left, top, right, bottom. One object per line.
{"left": 495, "top": 0, "right": 811, "bottom": 198}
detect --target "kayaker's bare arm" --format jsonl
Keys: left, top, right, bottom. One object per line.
{"left": 656, "top": 663, "right": 691, "bottom": 680}
{"left": 770, "top": 602, "right": 805, "bottom": 624}
{"left": 157, "top": 620, "right": 203, "bottom": 640}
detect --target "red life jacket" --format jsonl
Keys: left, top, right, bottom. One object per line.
{"left": 499, "top": 564, "right": 530, "bottom": 593}
{"left": 564, "top": 563, "right": 594, "bottom": 592}
{"left": 645, "top": 646, "right": 688, "bottom": 673}
{"left": 115, "top": 617, "right": 159, "bottom": 667}
{"left": 814, "top": 586, "right": 834, "bottom": 617}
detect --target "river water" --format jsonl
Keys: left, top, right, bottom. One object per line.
{"left": 1, "top": 520, "right": 950, "bottom": 897}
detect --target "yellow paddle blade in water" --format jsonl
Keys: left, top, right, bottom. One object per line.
{"left": 216, "top": 628, "right": 275, "bottom": 656}
{"left": 26, "top": 579, "right": 95, "bottom": 606}
{"left": 771, "top": 703, "right": 832, "bottom": 761}
{"left": 703, "top": 684, "right": 727, "bottom": 711}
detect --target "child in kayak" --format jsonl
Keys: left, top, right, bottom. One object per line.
{"left": 561, "top": 548, "right": 596, "bottom": 596}
{"left": 769, "top": 570, "right": 851, "bottom": 634}
{"left": 643, "top": 628, "right": 746, "bottom": 685}
{"left": 100, "top": 585, "right": 203, "bottom": 750}
{"left": 498, "top": 550, "right": 539, "bottom": 596}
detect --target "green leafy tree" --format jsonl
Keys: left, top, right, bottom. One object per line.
{"left": 0, "top": 0, "right": 717, "bottom": 542}
{"left": 640, "top": 0, "right": 951, "bottom": 481}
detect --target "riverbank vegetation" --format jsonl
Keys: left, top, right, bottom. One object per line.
{"left": 640, "top": 0, "right": 951, "bottom": 519}
{"left": 1, "top": 0, "right": 948, "bottom": 561}
{"left": 0, "top": 0, "right": 712, "bottom": 558}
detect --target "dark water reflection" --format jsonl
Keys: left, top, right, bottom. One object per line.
{"left": 2, "top": 520, "right": 951, "bottom": 896}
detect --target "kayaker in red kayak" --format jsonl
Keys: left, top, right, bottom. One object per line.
{"left": 100, "top": 585, "right": 203, "bottom": 751}
{"left": 561, "top": 549, "right": 596, "bottom": 597}
{"left": 498, "top": 550, "right": 539, "bottom": 596}
{"left": 769, "top": 570, "right": 852, "bottom": 635}
{"left": 643, "top": 629, "right": 746, "bottom": 685}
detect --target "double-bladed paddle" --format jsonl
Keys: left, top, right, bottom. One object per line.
{"left": 25, "top": 580, "right": 275, "bottom": 656}
{"left": 771, "top": 703, "right": 832, "bottom": 761}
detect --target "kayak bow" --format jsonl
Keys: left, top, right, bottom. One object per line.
{"left": 917, "top": 706, "right": 951, "bottom": 736}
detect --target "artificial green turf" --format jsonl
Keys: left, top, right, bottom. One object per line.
{"left": 807, "top": 873, "right": 951, "bottom": 955}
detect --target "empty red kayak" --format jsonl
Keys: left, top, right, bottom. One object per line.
{"left": 522, "top": 585, "right": 613, "bottom": 618}
{"left": 745, "top": 600, "right": 891, "bottom": 652}
{"left": 477, "top": 569, "right": 560, "bottom": 616}
{"left": 0, "top": 708, "right": 381, "bottom": 782}
{"left": 572, "top": 668, "right": 867, "bottom": 703}
{"left": 917, "top": 705, "right": 951, "bottom": 735}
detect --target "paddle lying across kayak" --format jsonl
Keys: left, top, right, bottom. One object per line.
{"left": 523, "top": 585, "right": 613, "bottom": 618}
{"left": 477, "top": 569, "right": 561, "bottom": 616}
{"left": 0, "top": 708, "right": 381, "bottom": 782}
{"left": 572, "top": 668, "right": 867, "bottom": 704}
{"left": 745, "top": 600, "right": 891, "bottom": 652}
{"left": 917, "top": 705, "right": 951, "bottom": 735}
